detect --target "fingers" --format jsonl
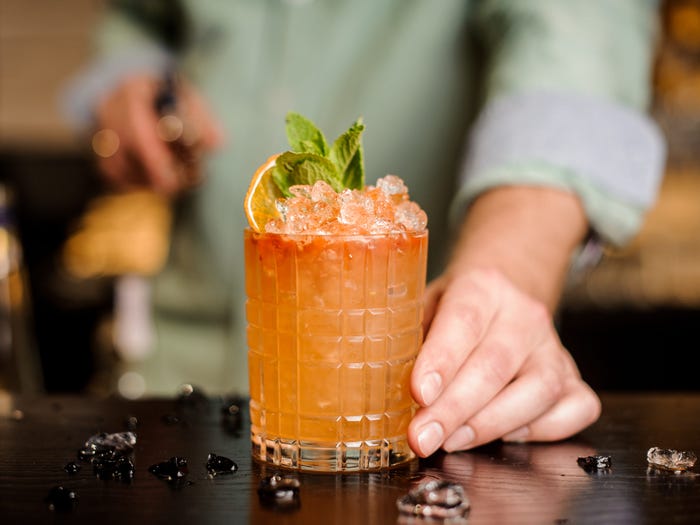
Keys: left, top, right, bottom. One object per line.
{"left": 408, "top": 323, "right": 532, "bottom": 457}
{"left": 128, "top": 103, "right": 181, "bottom": 194}
{"left": 501, "top": 349, "right": 601, "bottom": 443}
{"left": 504, "top": 382, "right": 601, "bottom": 443}
{"left": 93, "top": 74, "right": 224, "bottom": 195}
{"left": 182, "top": 87, "right": 225, "bottom": 149}
{"left": 95, "top": 75, "right": 172, "bottom": 192}
{"left": 97, "top": 149, "right": 133, "bottom": 190}
{"left": 408, "top": 268, "right": 599, "bottom": 457}
{"left": 414, "top": 367, "right": 599, "bottom": 456}
{"left": 440, "top": 349, "right": 566, "bottom": 451}
{"left": 411, "top": 269, "right": 503, "bottom": 407}
{"left": 429, "top": 346, "right": 599, "bottom": 453}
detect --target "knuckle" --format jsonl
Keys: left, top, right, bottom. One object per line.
{"left": 538, "top": 365, "right": 564, "bottom": 402}
{"left": 452, "top": 267, "right": 502, "bottom": 295}
{"left": 583, "top": 388, "right": 602, "bottom": 423}
{"left": 438, "top": 397, "right": 468, "bottom": 434}
{"left": 525, "top": 297, "right": 550, "bottom": 326}
{"left": 479, "top": 344, "right": 514, "bottom": 386}
{"left": 470, "top": 267, "right": 505, "bottom": 291}
{"left": 451, "top": 301, "right": 484, "bottom": 342}
{"left": 485, "top": 267, "right": 508, "bottom": 288}
{"left": 520, "top": 298, "right": 553, "bottom": 348}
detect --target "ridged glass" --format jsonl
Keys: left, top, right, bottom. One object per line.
{"left": 245, "top": 229, "right": 428, "bottom": 472}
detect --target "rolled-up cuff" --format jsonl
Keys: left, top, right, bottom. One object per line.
{"left": 451, "top": 90, "right": 666, "bottom": 246}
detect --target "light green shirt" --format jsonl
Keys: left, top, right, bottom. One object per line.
{"left": 89, "top": 0, "right": 663, "bottom": 395}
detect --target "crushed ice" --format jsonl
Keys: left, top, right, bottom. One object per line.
{"left": 258, "top": 474, "right": 301, "bottom": 510}
{"left": 577, "top": 455, "right": 612, "bottom": 472}
{"left": 206, "top": 453, "right": 238, "bottom": 477}
{"left": 396, "top": 480, "right": 470, "bottom": 521}
{"left": 647, "top": 447, "right": 697, "bottom": 473}
{"left": 265, "top": 175, "right": 427, "bottom": 235}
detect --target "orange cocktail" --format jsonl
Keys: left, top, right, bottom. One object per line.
{"left": 243, "top": 112, "right": 427, "bottom": 471}
{"left": 246, "top": 228, "right": 427, "bottom": 471}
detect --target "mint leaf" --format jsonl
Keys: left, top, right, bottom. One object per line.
{"left": 274, "top": 112, "right": 366, "bottom": 196}
{"left": 343, "top": 142, "right": 364, "bottom": 190}
{"left": 329, "top": 118, "right": 365, "bottom": 190}
{"left": 271, "top": 152, "right": 342, "bottom": 197}
{"left": 285, "top": 112, "right": 329, "bottom": 156}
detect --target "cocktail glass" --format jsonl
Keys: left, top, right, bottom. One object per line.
{"left": 245, "top": 229, "right": 428, "bottom": 471}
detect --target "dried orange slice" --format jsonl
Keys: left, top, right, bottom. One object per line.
{"left": 244, "top": 154, "right": 282, "bottom": 232}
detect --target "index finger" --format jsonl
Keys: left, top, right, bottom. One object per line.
{"left": 128, "top": 105, "right": 180, "bottom": 194}
{"left": 411, "top": 269, "right": 503, "bottom": 407}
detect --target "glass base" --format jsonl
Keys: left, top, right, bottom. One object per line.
{"left": 251, "top": 432, "right": 415, "bottom": 472}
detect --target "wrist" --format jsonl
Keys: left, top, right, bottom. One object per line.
{"left": 446, "top": 185, "right": 588, "bottom": 311}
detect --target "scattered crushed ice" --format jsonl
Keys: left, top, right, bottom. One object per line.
{"left": 577, "top": 455, "right": 612, "bottom": 472}
{"left": 396, "top": 480, "right": 470, "bottom": 521}
{"left": 258, "top": 474, "right": 301, "bottom": 510}
{"left": 206, "top": 453, "right": 238, "bottom": 477}
{"left": 46, "top": 486, "right": 78, "bottom": 512}
{"left": 647, "top": 447, "right": 697, "bottom": 473}
{"left": 64, "top": 462, "right": 81, "bottom": 475}
{"left": 148, "top": 456, "right": 189, "bottom": 482}
{"left": 84, "top": 431, "right": 136, "bottom": 453}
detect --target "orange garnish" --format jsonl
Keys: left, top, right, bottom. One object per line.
{"left": 244, "top": 154, "right": 282, "bottom": 232}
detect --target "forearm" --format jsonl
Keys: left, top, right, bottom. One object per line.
{"left": 446, "top": 186, "right": 588, "bottom": 312}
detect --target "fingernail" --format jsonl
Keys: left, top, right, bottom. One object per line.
{"left": 443, "top": 425, "right": 475, "bottom": 452}
{"left": 502, "top": 426, "right": 530, "bottom": 443}
{"left": 420, "top": 372, "right": 442, "bottom": 406}
{"left": 417, "top": 421, "right": 444, "bottom": 457}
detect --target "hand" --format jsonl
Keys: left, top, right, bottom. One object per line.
{"left": 407, "top": 268, "right": 601, "bottom": 457}
{"left": 93, "top": 73, "right": 223, "bottom": 195}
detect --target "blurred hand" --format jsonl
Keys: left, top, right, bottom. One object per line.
{"left": 407, "top": 268, "right": 601, "bottom": 457}
{"left": 93, "top": 73, "right": 223, "bottom": 196}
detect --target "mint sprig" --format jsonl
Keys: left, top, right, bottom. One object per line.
{"left": 271, "top": 112, "right": 365, "bottom": 197}
{"left": 330, "top": 118, "right": 364, "bottom": 190}
{"left": 285, "top": 112, "right": 330, "bottom": 156}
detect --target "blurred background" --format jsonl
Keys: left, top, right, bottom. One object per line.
{"left": 0, "top": 0, "right": 699, "bottom": 394}
{"left": 559, "top": 0, "right": 700, "bottom": 391}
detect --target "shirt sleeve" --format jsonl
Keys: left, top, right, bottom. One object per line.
{"left": 452, "top": 0, "right": 666, "bottom": 246}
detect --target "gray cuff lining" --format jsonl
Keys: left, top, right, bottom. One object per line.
{"left": 460, "top": 91, "right": 666, "bottom": 208}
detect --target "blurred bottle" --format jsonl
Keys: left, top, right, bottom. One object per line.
{"left": 0, "top": 184, "right": 43, "bottom": 393}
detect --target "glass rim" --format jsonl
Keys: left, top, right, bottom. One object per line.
{"left": 244, "top": 228, "right": 428, "bottom": 240}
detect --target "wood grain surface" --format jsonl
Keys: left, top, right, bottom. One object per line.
{"left": 1, "top": 392, "right": 699, "bottom": 524}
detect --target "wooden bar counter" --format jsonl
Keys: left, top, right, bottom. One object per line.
{"left": 1, "top": 392, "right": 699, "bottom": 524}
